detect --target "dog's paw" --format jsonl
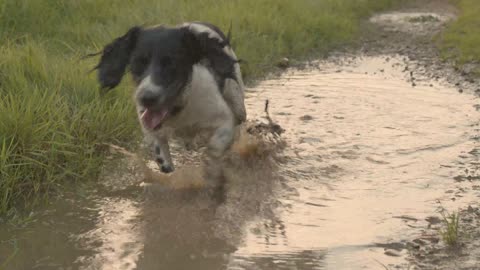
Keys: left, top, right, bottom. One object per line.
{"left": 161, "top": 165, "right": 174, "bottom": 174}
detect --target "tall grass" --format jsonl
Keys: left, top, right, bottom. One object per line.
{"left": 0, "top": 0, "right": 395, "bottom": 216}
{"left": 440, "top": 0, "right": 480, "bottom": 75}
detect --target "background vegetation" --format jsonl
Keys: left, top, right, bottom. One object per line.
{"left": 0, "top": 0, "right": 396, "bottom": 216}
{"left": 440, "top": 0, "right": 480, "bottom": 76}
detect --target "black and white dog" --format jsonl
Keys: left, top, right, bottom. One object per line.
{"left": 94, "top": 22, "right": 246, "bottom": 187}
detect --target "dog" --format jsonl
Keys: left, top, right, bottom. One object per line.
{"left": 94, "top": 22, "right": 246, "bottom": 188}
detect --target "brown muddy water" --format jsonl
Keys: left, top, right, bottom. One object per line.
{"left": 1, "top": 55, "right": 480, "bottom": 270}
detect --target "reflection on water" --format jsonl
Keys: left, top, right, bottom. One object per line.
{"left": 1, "top": 55, "right": 480, "bottom": 270}
{"left": 75, "top": 198, "right": 143, "bottom": 270}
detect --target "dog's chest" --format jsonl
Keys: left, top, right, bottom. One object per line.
{"left": 162, "top": 64, "right": 232, "bottom": 134}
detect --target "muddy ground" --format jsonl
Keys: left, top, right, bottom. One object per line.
{"left": 268, "top": 0, "right": 480, "bottom": 268}
{"left": 2, "top": 1, "right": 480, "bottom": 270}
{"left": 357, "top": 1, "right": 480, "bottom": 269}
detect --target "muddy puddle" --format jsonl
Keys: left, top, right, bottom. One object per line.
{"left": 1, "top": 55, "right": 480, "bottom": 270}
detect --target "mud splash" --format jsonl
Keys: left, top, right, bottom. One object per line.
{"left": 1, "top": 55, "right": 479, "bottom": 270}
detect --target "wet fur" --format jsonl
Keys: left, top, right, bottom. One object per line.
{"left": 94, "top": 22, "right": 246, "bottom": 187}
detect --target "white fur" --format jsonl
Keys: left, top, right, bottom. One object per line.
{"left": 138, "top": 75, "right": 161, "bottom": 94}
{"left": 185, "top": 22, "right": 246, "bottom": 123}
{"left": 165, "top": 64, "right": 233, "bottom": 130}
{"left": 136, "top": 75, "right": 163, "bottom": 102}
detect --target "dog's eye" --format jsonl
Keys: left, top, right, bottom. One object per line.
{"left": 131, "top": 55, "right": 150, "bottom": 74}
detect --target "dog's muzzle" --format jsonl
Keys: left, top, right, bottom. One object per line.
{"left": 137, "top": 77, "right": 170, "bottom": 130}
{"left": 138, "top": 92, "right": 169, "bottom": 130}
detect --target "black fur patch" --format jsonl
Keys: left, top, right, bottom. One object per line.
{"left": 96, "top": 27, "right": 141, "bottom": 90}
{"left": 192, "top": 31, "right": 239, "bottom": 87}
{"left": 93, "top": 23, "right": 240, "bottom": 94}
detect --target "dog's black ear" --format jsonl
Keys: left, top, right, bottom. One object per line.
{"left": 181, "top": 27, "right": 239, "bottom": 82}
{"left": 95, "top": 26, "right": 141, "bottom": 90}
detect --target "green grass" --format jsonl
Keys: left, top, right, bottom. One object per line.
{"left": 440, "top": 0, "right": 480, "bottom": 75}
{"left": 440, "top": 210, "right": 460, "bottom": 246}
{"left": 0, "top": 0, "right": 395, "bottom": 216}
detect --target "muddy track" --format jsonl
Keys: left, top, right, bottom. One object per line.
{"left": 360, "top": 0, "right": 479, "bottom": 94}
{"left": 356, "top": 1, "right": 480, "bottom": 269}
{"left": 1, "top": 1, "right": 480, "bottom": 270}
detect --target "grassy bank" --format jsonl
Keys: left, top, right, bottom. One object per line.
{"left": 440, "top": 0, "right": 480, "bottom": 75}
{"left": 0, "top": 0, "right": 395, "bottom": 216}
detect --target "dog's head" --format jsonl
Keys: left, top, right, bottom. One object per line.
{"left": 94, "top": 24, "right": 238, "bottom": 130}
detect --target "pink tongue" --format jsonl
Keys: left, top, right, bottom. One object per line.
{"left": 141, "top": 109, "right": 168, "bottom": 130}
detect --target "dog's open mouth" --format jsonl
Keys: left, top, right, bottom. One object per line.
{"left": 141, "top": 108, "right": 169, "bottom": 130}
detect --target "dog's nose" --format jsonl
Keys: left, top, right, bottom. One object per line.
{"left": 140, "top": 91, "right": 159, "bottom": 107}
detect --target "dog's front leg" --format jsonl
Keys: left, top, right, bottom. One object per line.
{"left": 153, "top": 135, "right": 175, "bottom": 173}
{"left": 204, "top": 119, "right": 235, "bottom": 188}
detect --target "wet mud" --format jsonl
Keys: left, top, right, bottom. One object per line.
{"left": 364, "top": 2, "right": 480, "bottom": 269}
{"left": 2, "top": 2, "right": 480, "bottom": 269}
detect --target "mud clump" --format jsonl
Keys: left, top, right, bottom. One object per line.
{"left": 277, "top": 57, "right": 290, "bottom": 69}
{"left": 246, "top": 121, "right": 284, "bottom": 137}
{"left": 246, "top": 99, "right": 285, "bottom": 137}
{"left": 300, "top": 115, "right": 314, "bottom": 121}
{"left": 407, "top": 15, "right": 441, "bottom": 23}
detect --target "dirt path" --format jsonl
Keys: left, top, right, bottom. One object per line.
{"left": 359, "top": 0, "right": 478, "bottom": 92}
{"left": 356, "top": 1, "right": 480, "bottom": 269}
{"left": 1, "top": 1, "right": 480, "bottom": 270}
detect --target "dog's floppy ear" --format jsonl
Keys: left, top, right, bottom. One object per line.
{"left": 95, "top": 26, "right": 141, "bottom": 90}
{"left": 181, "top": 27, "right": 239, "bottom": 82}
